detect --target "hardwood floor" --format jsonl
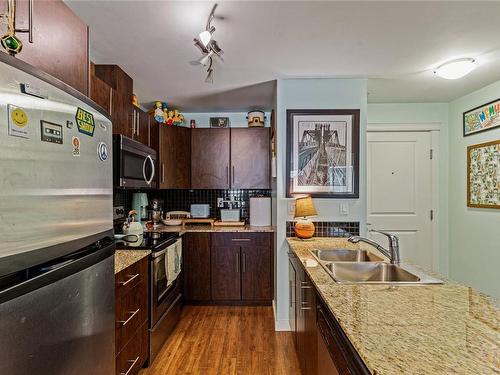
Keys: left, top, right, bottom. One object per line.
{"left": 140, "top": 306, "right": 301, "bottom": 375}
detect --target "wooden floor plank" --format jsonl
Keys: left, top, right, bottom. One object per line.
{"left": 140, "top": 306, "right": 301, "bottom": 375}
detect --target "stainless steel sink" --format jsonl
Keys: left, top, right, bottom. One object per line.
{"left": 323, "top": 262, "right": 442, "bottom": 284}
{"left": 311, "top": 249, "right": 384, "bottom": 262}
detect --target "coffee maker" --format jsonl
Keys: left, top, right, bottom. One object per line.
{"left": 150, "top": 198, "right": 163, "bottom": 228}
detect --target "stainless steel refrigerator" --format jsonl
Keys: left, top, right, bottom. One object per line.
{"left": 0, "top": 53, "right": 115, "bottom": 374}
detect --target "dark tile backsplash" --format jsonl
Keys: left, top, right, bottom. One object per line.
{"left": 286, "top": 221, "right": 359, "bottom": 238}
{"left": 114, "top": 189, "right": 271, "bottom": 220}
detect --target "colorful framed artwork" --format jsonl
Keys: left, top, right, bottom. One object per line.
{"left": 286, "top": 109, "right": 360, "bottom": 198}
{"left": 467, "top": 140, "right": 499, "bottom": 209}
{"left": 463, "top": 98, "right": 500, "bottom": 136}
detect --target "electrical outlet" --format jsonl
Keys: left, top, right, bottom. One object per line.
{"left": 340, "top": 203, "right": 349, "bottom": 216}
{"left": 288, "top": 200, "right": 296, "bottom": 216}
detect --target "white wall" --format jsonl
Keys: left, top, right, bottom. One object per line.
{"left": 367, "top": 103, "right": 450, "bottom": 274}
{"left": 275, "top": 78, "right": 367, "bottom": 329}
{"left": 448, "top": 81, "right": 500, "bottom": 299}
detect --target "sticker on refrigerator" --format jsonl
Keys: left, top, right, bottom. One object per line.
{"left": 40, "top": 121, "right": 63, "bottom": 144}
{"left": 97, "top": 142, "right": 108, "bottom": 161}
{"left": 72, "top": 136, "right": 81, "bottom": 157}
{"left": 75, "top": 107, "right": 95, "bottom": 136}
{"left": 66, "top": 120, "right": 74, "bottom": 129}
{"left": 8, "top": 104, "right": 30, "bottom": 138}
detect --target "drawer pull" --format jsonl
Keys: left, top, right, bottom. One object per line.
{"left": 231, "top": 238, "right": 250, "bottom": 242}
{"left": 301, "top": 285, "right": 312, "bottom": 289}
{"left": 119, "top": 273, "right": 139, "bottom": 286}
{"left": 118, "top": 308, "right": 140, "bottom": 326}
{"left": 119, "top": 356, "right": 140, "bottom": 375}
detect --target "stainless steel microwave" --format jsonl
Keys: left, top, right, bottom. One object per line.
{"left": 113, "top": 135, "right": 156, "bottom": 188}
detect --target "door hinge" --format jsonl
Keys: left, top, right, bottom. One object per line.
{"left": 430, "top": 149, "right": 433, "bottom": 160}
{"left": 430, "top": 210, "right": 434, "bottom": 221}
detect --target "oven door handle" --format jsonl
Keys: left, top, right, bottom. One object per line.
{"left": 151, "top": 239, "right": 181, "bottom": 258}
{"left": 143, "top": 155, "right": 155, "bottom": 185}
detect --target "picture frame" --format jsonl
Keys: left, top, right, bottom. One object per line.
{"left": 210, "top": 117, "right": 230, "bottom": 128}
{"left": 467, "top": 140, "right": 499, "bottom": 209}
{"left": 463, "top": 98, "right": 500, "bottom": 137}
{"left": 286, "top": 109, "right": 360, "bottom": 198}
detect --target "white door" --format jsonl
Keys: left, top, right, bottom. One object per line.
{"left": 367, "top": 131, "right": 434, "bottom": 270}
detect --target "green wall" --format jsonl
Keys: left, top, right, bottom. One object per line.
{"left": 448, "top": 81, "right": 500, "bottom": 299}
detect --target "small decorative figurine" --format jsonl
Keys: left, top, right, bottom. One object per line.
{"left": 153, "top": 101, "right": 164, "bottom": 123}
{"left": 132, "top": 94, "right": 139, "bottom": 107}
{"left": 1, "top": 0, "right": 23, "bottom": 56}
{"left": 163, "top": 105, "right": 173, "bottom": 125}
{"left": 172, "top": 110, "right": 185, "bottom": 126}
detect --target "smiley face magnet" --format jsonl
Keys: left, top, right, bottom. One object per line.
{"left": 8, "top": 104, "right": 30, "bottom": 138}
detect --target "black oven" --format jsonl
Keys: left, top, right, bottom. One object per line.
{"left": 113, "top": 134, "right": 156, "bottom": 188}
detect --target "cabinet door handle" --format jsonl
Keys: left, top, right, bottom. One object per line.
{"left": 289, "top": 279, "right": 293, "bottom": 308}
{"left": 232, "top": 238, "right": 250, "bottom": 242}
{"left": 232, "top": 165, "right": 235, "bottom": 185}
{"left": 14, "top": 0, "right": 34, "bottom": 43}
{"left": 226, "top": 165, "right": 229, "bottom": 186}
{"left": 119, "top": 273, "right": 139, "bottom": 286}
{"left": 242, "top": 252, "right": 246, "bottom": 273}
{"left": 236, "top": 252, "right": 240, "bottom": 273}
{"left": 119, "top": 356, "right": 140, "bottom": 375}
{"left": 118, "top": 308, "right": 140, "bottom": 326}
{"left": 136, "top": 112, "right": 140, "bottom": 136}
{"left": 162, "top": 163, "right": 165, "bottom": 184}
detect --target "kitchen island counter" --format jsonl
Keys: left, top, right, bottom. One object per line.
{"left": 287, "top": 237, "right": 499, "bottom": 375}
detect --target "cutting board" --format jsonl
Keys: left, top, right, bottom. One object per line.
{"left": 213, "top": 220, "right": 246, "bottom": 227}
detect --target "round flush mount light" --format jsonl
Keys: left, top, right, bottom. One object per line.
{"left": 434, "top": 58, "right": 478, "bottom": 80}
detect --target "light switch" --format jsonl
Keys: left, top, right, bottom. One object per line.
{"left": 288, "top": 200, "right": 296, "bottom": 216}
{"left": 340, "top": 203, "right": 349, "bottom": 215}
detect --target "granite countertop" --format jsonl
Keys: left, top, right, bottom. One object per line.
{"left": 287, "top": 237, "right": 500, "bottom": 375}
{"left": 115, "top": 250, "right": 150, "bottom": 274}
{"left": 145, "top": 224, "right": 275, "bottom": 234}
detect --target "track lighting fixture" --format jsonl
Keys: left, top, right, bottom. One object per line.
{"left": 192, "top": 4, "right": 223, "bottom": 83}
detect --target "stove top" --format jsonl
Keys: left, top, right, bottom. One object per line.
{"left": 116, "top": 231, "right": 179, "bottom": 252}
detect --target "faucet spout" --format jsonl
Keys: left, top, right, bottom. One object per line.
{"left": 348, "top": 230, "right": 400, "bottom": 265}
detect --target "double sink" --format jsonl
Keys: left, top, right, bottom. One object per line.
{"left": 310, "top": 249, "right": 443, "bottom": 284}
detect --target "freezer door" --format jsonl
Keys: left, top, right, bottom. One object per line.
{"left": 0, "top": 245, "right": 115, "bottom": 375}
{"left": 0, "top": 58, "right": 113, "bottom": 275}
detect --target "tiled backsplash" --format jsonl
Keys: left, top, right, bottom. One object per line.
{"left": 114, "top": 189, "right": 271, "bottom": 220}
{"left": 286, "top": 221, "right": 359, "bottom": 238}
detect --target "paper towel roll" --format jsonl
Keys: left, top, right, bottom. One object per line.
{"left": 250, "top": 197, "right": 271, "bottom": 226}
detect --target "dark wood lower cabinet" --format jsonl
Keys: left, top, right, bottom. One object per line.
{"left": 115, "top": 257, "right": 149, "bottom": 375}
{"left": 211, "top": 242, "right": 241, "bottom": 301}
{"left": 184, "top": 232, "right": 273, "bottom": 305}
{"left": 288, "top": 253, "right": 370, "bottom": 375}
{"left": 183, "top": 233, "right": 212, "bottom": 302}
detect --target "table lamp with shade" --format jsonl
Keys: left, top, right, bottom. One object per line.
{"left": 294, "top": 196, "right": 317, "bottom": 239}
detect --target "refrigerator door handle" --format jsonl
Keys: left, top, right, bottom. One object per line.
{"left": 142, "top": 155, "right": 155, "bottom": 185}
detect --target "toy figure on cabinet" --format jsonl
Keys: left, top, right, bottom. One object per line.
{"left": 153, "top": 101, "right": 164, "bottom": 123}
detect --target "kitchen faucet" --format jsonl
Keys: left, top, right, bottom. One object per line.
{"left": 348, "top": 229, "right": 400, "bottom": 265}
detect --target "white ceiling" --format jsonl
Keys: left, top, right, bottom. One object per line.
{"left": 66, "top": 1, "right": 500, "bottom": 111}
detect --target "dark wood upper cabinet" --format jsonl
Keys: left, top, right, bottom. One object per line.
{"left": 158, "top": 125, "right": 191, "bottom": 189}
{"left": 90, "top": 74, "right": 112, "bottom": 114}
{"left": 94, "top": 65, "right": 133, "bottom": 96}
{"left": 183, "top": 233, "right": 211, "bottom": 302}
{"left": 191, "top": 128, "right": 230, "bottom": 189}
{"left": 1, "top": 0, "right": 89, "bottom": 94}
{"left": 241, "top": 234, "right": 273, "bottom": 301}
{"left": 133, "top": 107, "right": 150, "bottom": 146}
{"left": 211, "top": 234, "right": 241, "bottom": 301}
{"left": 231, "top": 128, "right": 270, "bottom": 189}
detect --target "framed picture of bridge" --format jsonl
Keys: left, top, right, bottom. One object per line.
{"left": 286, "top": 109, "right": 360, "bottom": 198}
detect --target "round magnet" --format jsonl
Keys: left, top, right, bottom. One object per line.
{"left": 97, "top": 142, "right": 108, "bottom": 161}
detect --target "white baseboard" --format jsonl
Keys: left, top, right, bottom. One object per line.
{"left": 272, "top": 300, "right": 291, "bottom": 331}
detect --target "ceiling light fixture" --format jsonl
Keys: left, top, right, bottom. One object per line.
{"left": 192, "top": 4, "right": 223, "bottom": 83}
{"left": 434, "top": 58, "right": 478, "bottom": 80}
